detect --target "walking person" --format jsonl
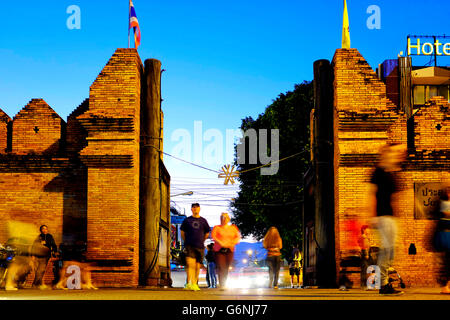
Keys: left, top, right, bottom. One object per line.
{"left": 205, "top": 255, "right": 210, "bottom": 289}
{"left": 263, "top": 227, "right": 283, "bottom": 289}
{"left": 31, "top": 225, "right": 57, "bottom": 290}
{"left": 180, "top": 203, "right": 211, "bottom": 291}
{"left": 289, "top": 245, "right": 302, "bottom": 288}
{"left": 212, "top": 213, "right": 241, "bottom": 289}
{"left": 205, "top": 243, "right": 217, "bottom": 288}
{"left": 358, "top": 225, "right": 372, "bottom": 290}
{"left": 435, "top": 186, "right": 450, "bottom": 294}
{"left": 369, "top": 143, "right": 406, "bottom": 295}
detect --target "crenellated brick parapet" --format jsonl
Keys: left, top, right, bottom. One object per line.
{"left": 11, "top": 99, "right": 65, "bottom": 155}
{"left": 412, "top": 96, "right": 450, "bottom": 152}
{"left": 332, "top": 49, "right": 408, "bottom": 166}
{"left": 78, "top": 49, "right": 142, "bottom": 167}
{"left": 84, "top": 48, "right": 143, "bottom": 118}
{"left": 333, "top": 49, "right": 394, "bottom": 113}
{"left": 66, "top": 99, "right": 89, "bottom": 156}
{"left": 0, "top": 109, "right": 10, "bottom": 153}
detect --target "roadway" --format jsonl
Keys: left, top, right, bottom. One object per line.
{"left": 0, "top": 286, "right": 448, "bottom": 300}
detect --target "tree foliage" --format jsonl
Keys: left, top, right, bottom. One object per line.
{"left": 231, "top": 81, "right": 314, "bottom": 259}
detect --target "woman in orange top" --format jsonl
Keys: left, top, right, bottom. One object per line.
{"left": 263, "top": 227, "right": 282, "bottom": 289}
{"left": 212, "top": 213, "right": 241, "bottom": 289}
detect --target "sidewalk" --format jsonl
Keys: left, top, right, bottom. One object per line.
{"left": 0, "top": 286, "right": 449, "bottom": 300}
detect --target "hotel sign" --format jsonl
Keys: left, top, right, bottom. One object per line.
{"left": 414, "top": 183, "right": 445, "bottom": 219}
{"left": 407, "top": 36, "right": 450, "bottom": 56}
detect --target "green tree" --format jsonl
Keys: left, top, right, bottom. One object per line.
{"left": 231, "top": 81, "right": 314, "bottom": 259}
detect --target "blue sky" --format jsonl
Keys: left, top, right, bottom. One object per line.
{"left": 1, "top": 0, "right": 449, "bottom": 226}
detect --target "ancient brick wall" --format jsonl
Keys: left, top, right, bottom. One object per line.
{"left": 394, "top": 170, "right": 450, "bottom": 286}
{"left": 77, "top": 48, "right": 143, "bottom": 287}
{"left": 0, "top": 48, "right": 166, "bottom": 288}
{"left": 0, "top": 109, "right": 10, "bottom": 153}
{"left": 413, "top": 96, "right": 450, "bottom": 151}
{"left": 66, "top": 99, "right": 89, "bottom": 156}
{"left": 0, "top": 170, "right": 66, "bottom": 286}
{"left": 333, "top": 49, "right": 394, "bottom": 113}
{"left": 11, "top": 99, "right": 64, "bottom": 155}
{"left": 0, "top": 172, "right": 65, "bottom": 246}
{"left": 0, "top": 100, "right": 68, "bottom": 287}
{"left": 332, "top": 48, "right": 450, "bottom": 288}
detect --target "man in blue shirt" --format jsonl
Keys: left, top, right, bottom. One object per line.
{"left": 180, "top": 203, "right": 210, "bottom": 291}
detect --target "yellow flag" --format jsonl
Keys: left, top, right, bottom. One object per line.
{"left": 342, "top": 0, "right": 351, "bottom": 48}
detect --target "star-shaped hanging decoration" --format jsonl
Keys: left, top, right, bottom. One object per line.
{"left": 218, "top": 164, "right": 239, "bottom": 185}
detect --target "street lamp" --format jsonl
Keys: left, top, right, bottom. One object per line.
{"left": 171, "top": 191, "right": 194, "bottom": 197}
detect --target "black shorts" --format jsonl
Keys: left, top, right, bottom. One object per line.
{"left": 289, "top": 267, "right": 300, "bottom": 276}
{"left": 184, "top": 245, "right": 205, "bottom": 264}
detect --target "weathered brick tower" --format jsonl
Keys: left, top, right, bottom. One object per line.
{"left": 0, "top": 49, "right": 171, "bottom": 287}
{"left": 305, "top": 48, "right": 450, "bottom": 288}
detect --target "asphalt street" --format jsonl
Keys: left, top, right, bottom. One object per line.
{"left": 0, "top": 286, "right": 448, "bottom": 300}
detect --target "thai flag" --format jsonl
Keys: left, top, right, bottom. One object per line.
{"left": 129, "top": 0, "right": 141, "bottom": 49}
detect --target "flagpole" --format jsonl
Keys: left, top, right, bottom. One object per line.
{"left": 128, "top": 0, "right": 131, "bottom": 48}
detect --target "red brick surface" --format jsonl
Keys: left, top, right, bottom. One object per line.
{"left": 0, "top": 109, "right": 10, "bottom": 153}
{"left": 413, "top": 96, "right": 450, "bottom": 151}
{"left": 0, "top": 49, "right": 159, "bottom": 288}
{"left": 12, "top": 99, "right": 64, "bottom": 155}
{"left": 331, "top": 49, "right": 450, "bottom": 287}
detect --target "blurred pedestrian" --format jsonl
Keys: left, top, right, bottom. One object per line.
{"left": 435, "top": 186, "right": 450, "bottom": 294}
{"left": 180, "top": 203, "right": 211, "bottom": 291}
{"left": 263, "top": 227, "right": 283, "bottom": 289}
{"left": 204, "top": 255, "right": 210, "bottom": 288}
{"left": 31, "top": 225, "right": 57, "bottom": 290}
{"left": 358, "top": 225, "right": 372, "bottom": 290}
{"left": 289, "top": 244, "right": 302, "bottom": 288}
{"left": 369, "top": 143, "right": 406, "bottom": 295}
{"left": 212, "top": 213, "right": 241, "bottom": 289}
{"left": 338, "top": 214, "right": 362, "bottom": 291}
{"left": 205, "top": 243, "right": 217, "bottom": 288}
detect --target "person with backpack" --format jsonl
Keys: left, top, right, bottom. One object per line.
{"left": 289, "top": 245, "right": 302, "bottom": 288}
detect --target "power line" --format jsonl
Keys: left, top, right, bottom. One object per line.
{"left": 171, "top": 176, "right": 227, "bottom": 180}
{"left": 171, "top": 185, "right": 301, "bottom": 189}
{"left": 172, "top": 178, "right": 302, "bottom": 183}
{"left": 237, "top": 148, "right": 310, "bottom": 174}
{"left": 171, "top": 176, "right": 303, "bottom": 184}
{"left": 170, "top": 188, "right": 237, "bottom": 199}
{"left": 171, "top": 183, "right": 240, "bottom": 186}
{"left": 163, "top": 152, "right": 219, "bottom": 173}
{"left": 173, "top": 200, "right": 303, "bottom": 207}
{"left": 171, "top": 184, "right": 300, "bottom": 187}
{"left": 174, "top": 199, "right": 233, "bottom": 202}
{"left": 163, "top": 147, "right": 309, "bottom": 176}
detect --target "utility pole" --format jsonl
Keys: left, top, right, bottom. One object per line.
{"left": 140, "top": 58, "right": 162, "bottom": 286}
